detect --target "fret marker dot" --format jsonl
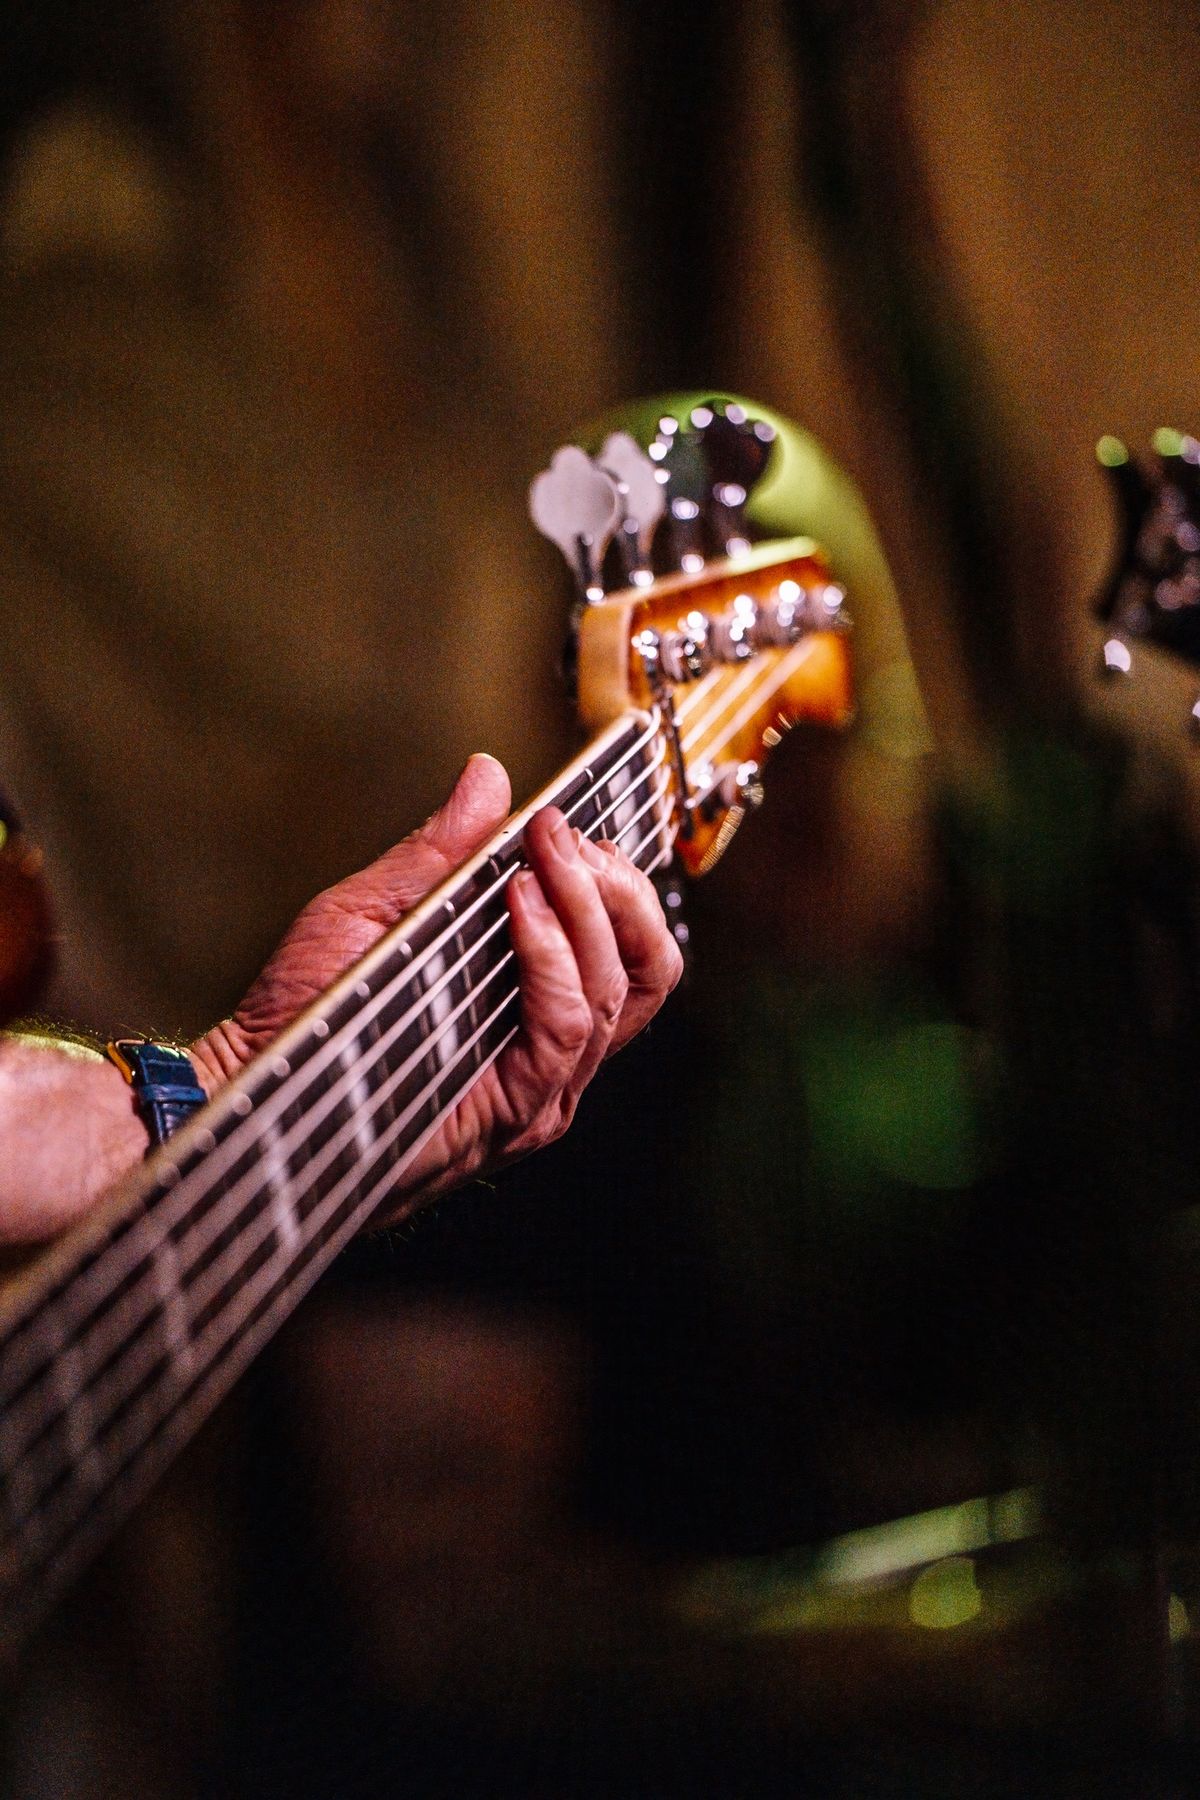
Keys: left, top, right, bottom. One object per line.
{"left": 354, "top": 980, "right": 370, "bottom": 1000}
{"left": 312, "top": 1019, "right": 330, "bottom": 1040}
{"left": 160, "top": 1162, "right": 179, "bottom": 1188}
{"left": 271, "top": 1055, "right": 290, "bottom": 1079}
{"left": 196, "top": 1128, "right": 216, "bottom": 1153}
{"left": 231, "top": 1092, "right": 253, "bottom": 1117}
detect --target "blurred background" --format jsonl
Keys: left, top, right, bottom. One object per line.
{"left": 4, "top": 0, "right": 1200, "bottom": 1793}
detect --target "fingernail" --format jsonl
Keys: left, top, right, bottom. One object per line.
{"left": 547, "top": 811, "right": 576, "bottom": 860}
{"left": 512, "top": 868, "right": 551, "bottom": 913}
{"left": 577, "top": 834, "right": 610, "bottom": 872}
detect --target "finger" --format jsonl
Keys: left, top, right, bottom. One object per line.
{"left": 495, "top": 866, "right": 593, "bottom": 1147}
{"left": 523, "top": 808, "right": 628, "bottom": 1090}
{"left": 576, "top": 834, "right": 684, "bottom": 1052}
{"left": 319, "top": 753, "right": 511, "bottom": 929}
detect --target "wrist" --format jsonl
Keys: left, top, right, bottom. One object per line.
{"left": 189, "top": 1018, "right": 253, "bottom": 1097}
{"left": 0, "top": 1037, "right": 148, "bottom": 1242}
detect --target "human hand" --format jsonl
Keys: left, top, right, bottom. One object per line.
{"left": 191, "top": 754, "right": 682, "bottom": 1216}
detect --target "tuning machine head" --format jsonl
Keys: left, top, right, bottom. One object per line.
{"left": 652, "top": 400, "right": 777, "bottom": 569}
{"left": 529, "top": 446, "right": 621, "bottom": 608}
{"left": 597, "top": 432, "right": 666, "bottom": 588}
{"left": 1096, "top": 430, "right": 1200, "bottom": 650}
{"left": 1095, "top": 430, "right": 1200, "bottom": 739}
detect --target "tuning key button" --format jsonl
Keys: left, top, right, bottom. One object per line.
{"left": 598, "top": 432, "right": 666, "bottom": 588}
{"left": 529, "top": 445, "right": 621, "bottom": 603}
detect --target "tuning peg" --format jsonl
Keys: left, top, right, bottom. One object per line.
{"left": 694, "top": 401, "right": 775, "bottom": 557}
{"left": 652, "top": 414, "right": 709, "bottom": 574}
{"left": 651, "top": 402, "right": 778, "bottom": 573}
{"left": 598, "top": 432, "right": 666, "bottom": 588}
{"left": 529, "top": 446, "right": 621, "bottom": 605}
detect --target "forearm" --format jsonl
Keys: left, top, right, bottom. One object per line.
{"left": 0, "top": 1033, "right": 147, "bottom": 1244}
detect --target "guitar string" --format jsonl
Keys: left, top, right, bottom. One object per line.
{"left": 7, "top": 616, "right": 806, "bottom": 1378}
{"left": 4, "top": 631, "right": 801, "bottom": 1457}
{"left": 683, "top": 636, "right": 818, "bottom": 755}
{"left": 4, "top": 810, "right": 674, "bottom": 1602}
{"left": 0, "top": 713, "right": 659, "bottom": 1379}
{"left": 4, "top": 601, "right": 815, "bottom": 1373}
{"left": 670, "top": 570, "right": 825, "bottom": 731}
{"left": 5, "top": 629, "right": 800, "bottom": 1456}
{"left": 9, "top": 775, "right": 675, "bottom": 1468}
{"left": 681, "top": 659, "right": 765, "bottom": 749}
{"left": 3, "top": 626, "right": 813, "bottom": 1531}
{"left": 1, "top": 598, "right": 830, "bottom": 1623}
{"left": 7, "top": 608, "right": 834, "bottom": 1591}
{"left": 1, "top": 767, "right": 672, "bottom": 1474}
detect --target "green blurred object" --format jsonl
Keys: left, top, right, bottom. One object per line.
{"left": 803, "top": 1012, "right": 987, "bottom": 1196}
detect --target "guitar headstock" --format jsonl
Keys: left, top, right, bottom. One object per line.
{"left": 1087, "top": 430, "right": 1200, "bottom": 804}
{"left": 531, "top": 399, "right": 855, "bottom": 877}
{"left": 1096, "top": 429, "right": 1200, "bottom": 684}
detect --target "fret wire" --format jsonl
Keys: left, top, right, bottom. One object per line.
{"left": 9, "top": 784, "right": 667, "bottom": 1505}
{"left": 1, "top": 940, "right": 520, "bottom": 1477}
{"left": 5, "top": 745, "right": 673, "bottom": 1520}
{"left": 2, "top": 807, "right": 671, "bottom": 1625}
{"left": 6, "top": 979, "right": 524, "bottom": 1577}
{"left": 0, "top": 720, "right": 663, "bottom": 1401}
{"left": 0, "top": 715, "right": 660, "bottom": 1368}
{"left": 2, "top": 738, "right": 665, "bottom": 1483}
{"left": 29, "top": 757, "right": 665, "bottom": 1461}
{"left": 4, "top": 752, "right": 644, "bottom": 1497}
{"left": 4, "top": 741, "right": 666, "bottom": 1482}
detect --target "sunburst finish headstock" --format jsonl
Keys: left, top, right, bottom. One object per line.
{"left": 531, "top": 398, "right": 856, "bottom": 877}
{"left": 575, "top": 540, "right": 853, "bottom": 875}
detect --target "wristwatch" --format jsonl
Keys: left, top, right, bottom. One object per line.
{"left": 105, "top": 1038, "right": 208, "bottom": 1152}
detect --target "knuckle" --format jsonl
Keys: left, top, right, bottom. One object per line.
{"left": 595, "top": 971, "right": 629, "bottom": 1029}
{"left": 549, "top": 997, "right": 592, "bottom": 1058}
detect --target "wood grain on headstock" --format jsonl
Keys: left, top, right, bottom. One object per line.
{"left": 576, "top": 537, "right": 854, "bottom": 875}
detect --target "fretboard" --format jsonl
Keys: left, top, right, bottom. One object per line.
{"left": 0, "top": 709, "right": 670, "bottom": 1655}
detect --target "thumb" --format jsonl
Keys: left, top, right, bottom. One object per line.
{"left": 326, "top": 754, "right": 512, "bottom": 926}
{"left": 413, "top": 752, "right": 513, "bottom": 865}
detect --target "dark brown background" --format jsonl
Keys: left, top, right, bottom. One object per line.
{"left": 4, "top": 2, "right": 1200, "bottom": 1795}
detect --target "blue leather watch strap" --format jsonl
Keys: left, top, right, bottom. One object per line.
{"left": 105, "top": 1038, "right": 207, "bottom": 1152}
